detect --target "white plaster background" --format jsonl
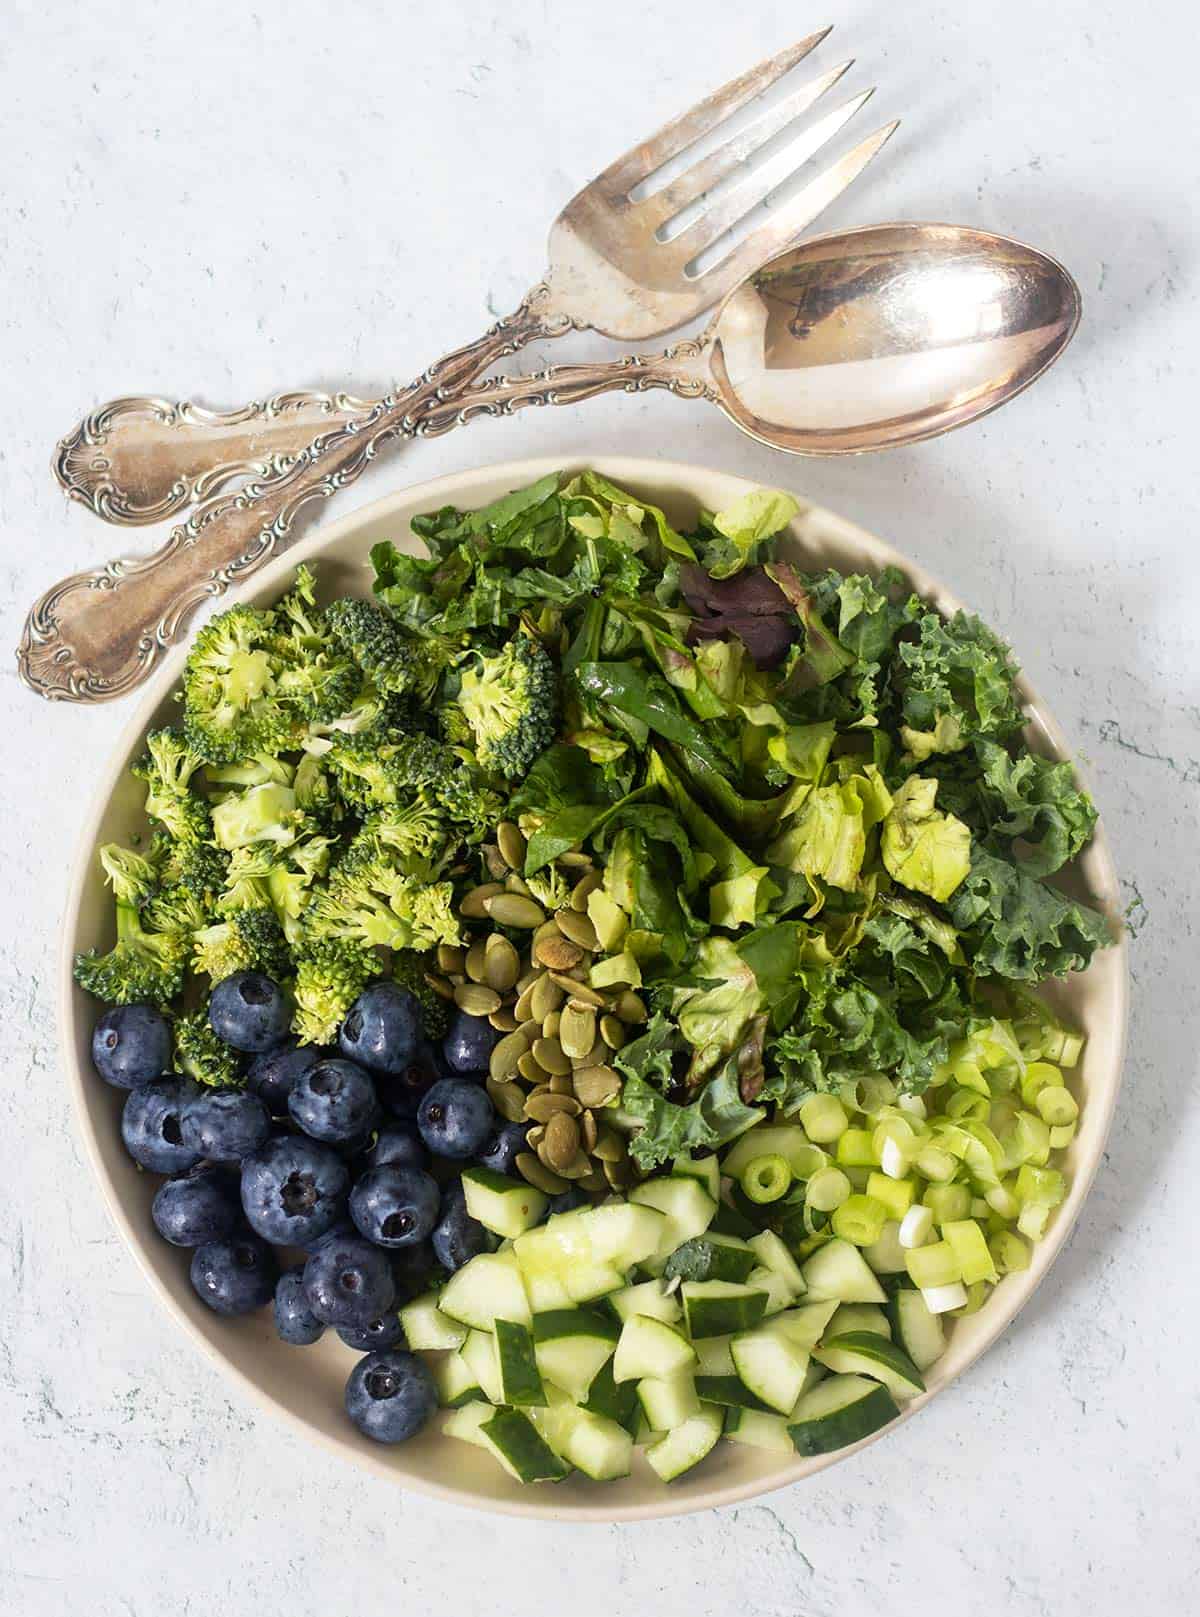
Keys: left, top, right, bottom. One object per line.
{"left": 1, "top": 2, "right": 1196, "bottom": 1612}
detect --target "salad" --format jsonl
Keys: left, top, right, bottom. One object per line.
{"left": 76, "top": 469, "right": 1110, "bottom": 1483}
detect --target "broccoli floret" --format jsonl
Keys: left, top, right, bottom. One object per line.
{"left": 97, "top": 842, "right": 163, "bottom": 908}
{"left": 292, "top": 937, "right": 378, "bottom": 1045}
{"left": 206, "top": 753, "right": 295, "bottom": 789}
{"left": 438, "top": 702, "right": 475, "bottom": 746}
{"left": 293, "top": 750, "right": 340, "bottom": 825}
{"left": 326, "top": 729, "right": 502, "bottom": 843}
{"left": 182, "top": 603, "right": 299, "bottom": 764}
{"left": 218, "top": 845, "right": 276, "bottom": 913}
{"left": 326, "top": 597, "right": 460, "bottom": 703}
{"left": 392, "top": 950, "right": 451, "bottom": 1041}
{"left": 359, "top": 802, "right": 450, "bottom": 877}
{"left": 142, "top": 882, "right": 211, "bottom": 935}
{"left": 524, "top": 865, "right": 571, "bottom": 912}
{"left": 74, "top": 900, "right": 189, "bottom": 1007}
{"left": 154, "top": 835, "right": 229, "bottom": 908}
{"left": 269, "top": 566, "right": 360, "bottom": 722}
{"left": 405, "top": 882, "right": 462, "bottom": 950}
{"left": 457, "top": 634, "right": 558, "bottom": 779}
{"left": 131, "top": 728, "right": 212, "bottom": 844}
{"left": 192, "top": 906, "right": 290, "bottom": 983}
{"left": 306, "top": 838, "right": 461, "bottom": 954}
{"left": 173, "top": 1009, "right": 244, "bottom": 1087}
{"left": 265, "top": 833, "right": 338, "bottom": 941}
{"left": 211, "top": 781, "right": 301, "bottom": 851}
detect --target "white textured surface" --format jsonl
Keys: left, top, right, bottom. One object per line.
{"left": 1, "top": 1, "right": 1196, "bottom": 1611}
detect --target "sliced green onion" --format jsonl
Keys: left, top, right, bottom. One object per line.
{"left": 896, "top": 1094, "right": 927, "bottom": 1121}
{"left": 921, "top": 1281, "right": 967, "bottom": 1314}
{"left": 984, "top": 1183, "right": 1020, "bottom": 1221}
{"left": 858, "top": 1074, "right": 898, "bottom": 1113}
{"left": 798, "top": 1094, "right": 849, "bottom": 1144}
{"left": 806, "top": 1166, "right": 852, "bottom": 1213}
{"left": 989, "top": 1230, "right": 1031, "bottom": 1273}
{"left": 741, "top": 1153, "right": 792, "bottom": 1205}
{"left": 942, "top": 1218, "right": 998, "bottom": 1284}
{"left": 866, "top": 1170, "right": 916, "bottom": 1220}
{"left": 954, "top": 1059, "right": 990, "bottom": 1095}
{"left": 1008, "top": 1111, "right": 1052, "bottom": 1168}
{"left": 951, "top": 1279, "right": 991, "bottom": 1316}
{"left": 1014, "top": 1163, "right": 1066, "bottom": 1241}
{"left": 790, "top": 1143, "right": 830, "bottom": 1180}
{"left": 831, "top": 1193, "right": 889, "bottom": 1247}
{"left": 1049, "top": 1122, "right": 1077, "bottom": 1150}
{"left": 1035, "top": 1086, "right": 1079, "bottom": 1127}
{"left": 835, "top": 1128, "right": 879, "bottom": 1169}
{"left": 915, "top": 1144, "right": 958, "bottom": 1183}
{"left": 905, "top": 1240, "right": 962, "bottom": 1289}
{"left": 862, "top": 1220, "right": 906, "bottom": 1273}
{"left": 923, "top": 1182, "right": 971, "bottom": 1225}
{"left": 898, "top": 1203, "right": 935, "bottom": 1249}
{"left": 945, "top": 1088, "right": 990, "bottom": 1121}
{"left": 1020, "top": 1060, "right": 1064, "bottom": 1107}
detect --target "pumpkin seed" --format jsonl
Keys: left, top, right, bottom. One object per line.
{"left": 541, "top": 1112, "right": 581, "bottom": 1173}
{"left": 557, "top": 851, "right": 593, "bottom": 870}
{"left": 516, "top": 1153, "right": 569, "bottom": 1195}
{"left": 591, "top": 1128, "right": 627, "bottom": 1163}
{"left": 574, "top": 1037, "right": 609, "bottom": 1069}
{"left": 528, "top": 973, "right": 563, "bottom": 1023}
{"left": 424, "top": 972, "right": 455, "bottom": 1001}
{"left": 497, "top": 821, "right": 527, "bottom": 873}
{"left": 535, "top": 933, "right": 584, "bottom": 971}
{"left": 559, "top": 1002, "right": 597, "bottom": 1061}
{"left": 486, "top": 893, "right": 546, "bottom": 929}
{"left": 486, "top": 1078, "right": 527, "bottom": 1122}
{"left": 579, "top": 1109, "right": 598, "bottom": 1152}
{"left": 548, "top": 1072, "right": 575, "bottom": 1096}
{"left": 465, "top": 941, "right": 488, "bottom": 983}
{"left": 599, "top": 1014, "right": 626, "bottom": 1050}
{"left": 570, "top": 870, "right": 603, "bottom": 911}
{"left": 516, "top": 967, "right": 540, "bottom": 995}
{"left": 579, "top": 1167, "right": 609, "bottom": 1194}
{"left": 482, "top": 844, "right": 508, "bottom": 881}
{"left": 437, "top": 944, "right": 465, "bottom": 975}
{"left": 455, "top": 981, "right": 501, "bottom": 1017}
{"left": 513, "top": 981, "right": 539, "bottom": 1022}
{"left": 572, "top": 1065, "right": 622, "bottom": 1109}
{"left": 505, "top": 873, "right": 532, "bottom": 897}
{"left": 549, "top": 973, "right": 604, "bottom": 1007}
{"left": 483, "top": 934, "right": 520, "bottom": 992}
{"left": 517, "top": 1052, "right": 550, "bottom": 1085}
{"left": 541, "top": 1009, "right": 561, "bottom": 1040}
{"left": 524, "top": 1124, "right": 546, "bottom": 1149}
{"left": 460, "top": 882, "right": 504, "bottom": 919}
{"left": 532, "top": 918, "right": 561, "bottom": 946}
{"left": 556, "top": 1151, "right": 594, "bottom": 1181}
{"left": 489, "top": 1007, "right": 519, "bottom": 1033}
{"left": 532, "top": 1036, "right": 571, "bottom": 1076}
{"left": 490, "top": 1031, "right": 528, "bottom": 1081}
{"left": 613, "top": 989, "right": 648, "bottom": 1024}
{"left": 556, "top": 908, "right": 598, "bottom": 951}
{"left": 524, "top": 1090, "right": 582, "bottom": 1123}
{"left": 603, "top": 1156, "right": 637, "bottom": 1189}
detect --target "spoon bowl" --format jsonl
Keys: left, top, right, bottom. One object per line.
{"left": 708, "top": 222, "right": 1081, "bottom": 453}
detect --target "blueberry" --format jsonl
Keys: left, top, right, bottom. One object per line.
{"left": 549, "top": 1186, "right": 589, "bottom": 1216}
{"left": 389, "top": 1239, "right": 435, "bottom": 1299}
{"left": 151, "top": 1165, "right": 241, "bottom": 1247}
{"left": 180, "top": 1087, "right": 272, "bottom": 1161}
{"left": 349, "top": 1165, "right": 440, "bottom": 1249}
{"left": 288, "top": 1058, "right": 379, "bottom": 1145}
{"left": 361, "top": 1124, "right": 427, "bottom": 1174}
{"left": 339, "top": 983, "right": 421, "bottom": 1076}
{"left": 442, "top": 1009, "right": 502, "bottom": 1076}
{"left": 246, "top": 1040, "right": 327, "bottom": 1112}
{"left": 209, "top": 972, "right": 292, "bottom": 1053}
{"left": 190, "top": 1232, "right": 278, "bottom": 1316}
{"left": 373, "top": 1040, "right": 446, "bottom": 1119}
{"left": 417, "top": 1078, "right": 494, "bottom": 1160}
{"left": 240, "top": 1135, "right": 350, "bottom": 1246}
{"left": 121, "top": 1078, "right": 204, "bottom": 1174}
{"left": 92, "top": 1003, "right": 171, "bottom": 1088}
{"left": 301, "top": 1218, "right": 357, "bottom": 1256}
{"left": 431, "top": 1179, "right": 490, "bottom": 1272}
{"left": 337, "top": 1313, "right": 405, "bottom": 1352}
{"left": 303, "top": 1235, "right": 396, "bottom": 1328}
{"left": 475, "top": 1120, "right": 530, "bottom": 1177}
{"left": 274, "top": 1267, "right": 325, "bottom": 1346}
{"left": 344, "top": 1350, "right": 436, "bottom": 1444}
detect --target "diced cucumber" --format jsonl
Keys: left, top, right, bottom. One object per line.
{"left": 398, "top": 1291, "right": 467, "bottom": 1351}
{"left": 695, "top": 1376, "right": 773, "bottom": 1412}
{"left": 747, "top": 1230, "right": 807, "bottom": 1298}
{"left": 746, "top": 1265, "right": 792, "bottom": 1316}
{"left": 461, "top": 1167, "right": 547, "bottom": 1238}
{"left": 494, "top": 1319, "right": 546, "bottom": 1407}
{"left": 523, "top": 1267, "right": 573, "bottom": 1312}
{"left": 554, "top": 1405, "right": 634, "bottom": 1480}
{"left": 638, "top": 1368, "right": 700, "bottom": 1430}
{"left": 630, "top": 1177, "right": 717, "bottom": 1270}
{"left": 583, "top": 1358, "right": 639, "bottom": 1434}
{"left": 433, "top": 1350, "right": 483, "bottom": 1408}
{"left": 731, "top": 1320, "right": 811, "bottom": 1414}
{"left": 674, "top": 1152, "right": 722, "bottom": 1202}
{"left": 801, "top": 1238, "right": 887, "bottom": 1303}
{"left": 513, "top": 1210, "right": 593, "bottom": 1280}
{"left": 694, "top": 1334, "right": 735, "bottom": 1376}
{"left": 723, "top": 1405, "right": 794, "bottom": 1453}
{"left": 788, "top": 1373, "right": 899, "bottom": 1456}
{"left": 663, "top": 1235, "right": 757, "bottom": 1285}
{"left": 813, "top": 1330, "right": 925, "bottom": 1400}
{"left": 532, "top": 1308, "right": 618, "bottom": 1401}
{"left": 480, "top": 1409, "right": 569, "bottom": 1482}
{"left": 440, "top": 1250, "right": 531, "bottom": 1329}
{"left": 681, "top": 1280, "right": 769, "bottom": 1338}
{"left": 827, "top": 1303, "right": 891, "bottom": 1339}
{"left": 862, "top": 1220, "right": 908, "bottom": 1274}
{"left": 608, "top": 1279, "right": 682, "bottom": 1326}
{"left": 460, "top": 1328, "right": 504, "bottom": 1404}
{"left": 722, "top": 1126, "right": 813, "bottom": 1181}
{"left": 709, "top": 1200, "right": 761, "bottom": 1239}
{"left": 645, "top": 1405, "right": 723, "bottom": 1482}
{"left": 888, "top": 1288, "right": 947, "bottom": 1373}
{"left": 770, "top": 1300, "right": 839, "bottom": 1351}
{"left": 443, "top": 1399, "right": 495, "bottom": 1451}
{"left": 585, "top": 1202, "right": 666, "bottom": 1267}
{"left": 564, "top": 1260, "right": 626, "bottom": 1304}
{"left": 612, "top": 1314, "right": 696, "bottom": 1383}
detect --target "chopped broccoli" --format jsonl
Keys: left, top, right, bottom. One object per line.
{"left": 358, "top": 802, "right": 450, "bottom": 877}
{"left": 391, "top": 950, "right": 451, "bottom": 1041}
{"left": 173, "top": 1009, "right": 244, "bottom": 1087}
{"left": 457, "top": 634, "right": 558, "bottom": 779}
{"left": 306, "top": 837, "right": 461, "bottom": 954}
{"left": 271, "top": 566, "right": 360, "bottom": 722}
{"left": 524, "top": 864, "right": 571, "bottom": 912}
{"left": 218, "top": 845, "right": 277, "bottom": 913}
{"left": 142, "top": 883, "right": 211, "bottom": 936}
{"left": 182, "top": 603, "right": 298, "bottom": 764}
{"left": 97, "top": 842, "right": 163, "bottom": 908}
{"left": 74, "top": 900, "right": 189, "bottom": 1007}
{"left": 153, "top": 835, "right": 229, "bottom": 909}
{"left": 132, "top": 728, "right": 212, "bottom": 844}
{"left": 326, "top": 729, "right": 501, "bottom": 842}
{"left": 265, "top": 833, "right": 338, "bottom": 940}
{"left": 211, "top": 782, "right": 300, "bottom": 851}
{"left": 326, "top": 596, "right": 459, "bottom": 702}
{"left": 192, "top": 907, "right": 290, "bottom": 983}
{"left": 292, "top": 936, "right": 378, "bottom": 1044}
{"left": 206, "top": 753, "right": 295, "bottom": 789}
{"left": 405, "top": 882, "right": 462, "bottom": 950}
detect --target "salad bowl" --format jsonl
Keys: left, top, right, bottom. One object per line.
{"left": 60, "top": 455, "right": 1128, "bottom": 1520}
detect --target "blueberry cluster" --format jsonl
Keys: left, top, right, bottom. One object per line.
{"left": 94, "top": 972, "right": 528, "bottom": 1445}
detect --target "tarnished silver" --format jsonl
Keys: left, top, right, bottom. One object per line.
{"left": 22, "top": 29, "right": 899, "bottom": 702}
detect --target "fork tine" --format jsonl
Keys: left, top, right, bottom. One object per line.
{"left": 635, "top": 60, "right": 855, "bottom": 229}
{"left": 695, "top": 120, "right": 901, "bottom": 289}
{"left": 667, "top": 89, "right": 877, "bottom": 263}
{"left": 599, "top": 28, "right": 833, "bottom": 196}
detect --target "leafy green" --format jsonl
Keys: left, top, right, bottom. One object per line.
{"left": 972, "top": 739, "right": 1099, "bottom": 876}
{"left": 880, "top": 775, "right": 972, "bottom": 902}
{"left": 698, "top": 488, "right": 800, "bottom": 579}
{"left": 947, "top": 847, "right": 1111, "bottom": 980}
{"left": 895, "top": 610, "right": 1025, "bottom": 743}
{"left": 616, "top": 1013, "right": 763, "bottom": 1170}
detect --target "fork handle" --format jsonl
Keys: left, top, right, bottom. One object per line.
{"left": 20, "top": 289, "right": 565, "bottom": 703}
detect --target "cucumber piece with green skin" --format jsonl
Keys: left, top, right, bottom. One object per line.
{"left": 440, "top": 1250, "right": 531, "bottom": 1329}
{"left": 746, "top": 1265, "right": 792, "bottom": 1316}
{"left": 722, "top": 1126, "right": 813, "bottom": 1181}
{"left": 731, "top": 1321, "right": 811, "bottom": 1414}
{"left": 607, "top": 1279, "right": 681, "bottom": 1326}
{"left": 708, "top": 1200, "right": 761, "bottom": 1239}
{"left": 480, "top": 1409, "right": 569, "bottom": 1482}
{"left": 695, "top": 1376, "right": 774, "bottom": 1412}
{"left": 645, "top": 1404, "right": 724, "bottom": 1482}
{"left": 788, "top": 1372, "right": 899, "bottom": 1456}
{"left": 461, "top": 1167, "right": 548, "bottom": 1239}
{"left": 723, "top": 1405, "right": 794, "bottom": 1453}
{"left": 583, "top": 1357, "right": 639, "bottom": 1434}
{"left": 433, "top": 1351, "right": 483, "bottom": 1408}
{"left": 398, "top": 1291, "right": 467, "bottom": 1351}
{"left": 612, "top": 1314, "right": 697, "bottom": 1383}
{"left": 681, "top": 1280, "right": 769, "bottom": 1338}
{"left": 771, "top": 1300, "right": 839, "bottom": 1351}
{"left": 888, "top": 1287, "right": 947, "bottom": 1373}
{"left": 532, "top": 1308, "right": 618, "bottom": 1402}
{"left": 555, "top": 1406, "right": 633, "bottom": 1481}
{"left": 630, "top": 1177, "right": 717, "bottom": 1270}
{"left": 663, "top": 1235, "right": 758, "bottom": 1285}
{"left": 813, "top": 1330, "right": 925, "bottom": 1400}
{"left": 747, "top": 1230, "right": 807, "bottom": 1298}
{"left": 828, "top": 1303, "right": 891, "bottom": 1339}
{"left": 862, "top": 1219, "right": 908, "bottom": 1274}
{"left": 584, "top": 1202, "right": 666, "bottom": 1268}
{"left": 801, "top": 1238, "right": 887, "bottom": 1304}
{"left": 443, "top": 1399, "right": 495, "bottom": 1451}
{"left": 564, "top": 1260, "right": 626, "bottom": 1304}
{"left": 523, "top": 1266, "right": 573, "bottom": 1312}
{"left": 637, "top": 1368, "right": 701, "bottom": 1430}
{"left": 494, "top": 1319, "right": 546, "bottom": 1407}
{"left": 693, "top": 1334, "right": 735, "bottom": 1376}
{"left": 460, "top": 1328, "right": 504, "bottom": 1405}
{"left": 674, "top": 1153, "right": 721, "bottom": 1201}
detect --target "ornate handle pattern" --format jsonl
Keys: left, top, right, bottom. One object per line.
{"left": 20, "top": 289, "right": 570, "bottom": 702}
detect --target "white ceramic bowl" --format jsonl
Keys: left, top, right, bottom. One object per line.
{"left": 61, "top": 456, "right": 1128, "bottom": 1520}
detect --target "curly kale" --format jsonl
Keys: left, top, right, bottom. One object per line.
{"left": 456, "top": 634, "right": 558, "bottom": 779}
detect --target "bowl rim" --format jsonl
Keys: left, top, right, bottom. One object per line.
{"left": 59, "top": 453, "right": 1129, "bottom": 1521}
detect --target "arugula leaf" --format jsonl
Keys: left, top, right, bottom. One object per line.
{"left": 972, "top": 739, "right": 1098, "bottom": 877}
{"left": 948, "top": 846, "right": 1111, "bottom": 980}
{"left": 881, "top": 776, "right": 971, "bottom": 902}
